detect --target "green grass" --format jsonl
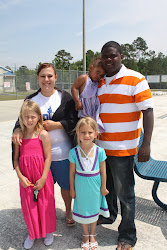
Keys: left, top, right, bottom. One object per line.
{"left": 0, "top": 91, "right": 35, "bottom": 101}
{"left": 151, "top": 89, "right": 167, "bottom": 92}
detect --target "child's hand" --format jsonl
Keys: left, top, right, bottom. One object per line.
{"left": 70, "top": 188, "right": 76, "bottom": 199}
{"left": 19, "top": 175, "right": 32, "bottom": 188}
{"left": 34, "top": 178, "right": 45, "bottom": 190}
{"left": 101, "top": 188, "right": 109, "bottom": 196}
{"left": 75, "top": 101, "right": 82, "bottom": 111}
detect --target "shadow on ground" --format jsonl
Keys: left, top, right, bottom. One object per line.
{"left": 0, "top": 208, "right": 118, "bottom": 250}
{"left": 135, "top": 196, "right": 167, "bottom": 240}
{"left": 0, "top": 197, "right": 166, "bottom": 249}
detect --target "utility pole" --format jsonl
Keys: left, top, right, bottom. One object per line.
{"left": 83, "top": 0, "right": 86, "bottom": 73}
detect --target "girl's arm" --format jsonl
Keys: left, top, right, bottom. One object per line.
{"left": 100, "top": 161, "right": 109, "bottom": 196}
{"left": 69, "top": 162, "right": 76, "bottom": 198}
{"left": 13, "top": 144, "right": 32, "bottom": 188}
{"left": 34, "top": 130, "right": 51, "bottom": 190}
{"left": 71, "top": 75, "right": 87, "bottom": 111}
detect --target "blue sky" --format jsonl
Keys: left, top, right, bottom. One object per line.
{"left": 0, "top": 0, "right": 167, "bottom": 70}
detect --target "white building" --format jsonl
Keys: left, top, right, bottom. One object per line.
{"left": 0, "top": 66, "right": 15, "bottom": 93}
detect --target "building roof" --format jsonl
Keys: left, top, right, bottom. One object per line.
{"left": 0, "top": 66, "right": 15, "bottom": 76}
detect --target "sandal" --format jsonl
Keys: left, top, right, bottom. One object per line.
{"left": 66, "top": 218, "right": 76, "bottom": 227}
{"left": 89, "top": 234, "right": 98, "bottom": 250}
{"left": 81, "top": 235, "right": 89, "bottom": 250}
{"left": 116, "top": 242, "right": 132, "bottom": 250}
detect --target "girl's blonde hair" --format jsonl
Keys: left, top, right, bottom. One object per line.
{"left": 75, "top": 116, "right": 98, "bottom": 144}
{"left": 19, "top": 100, "right": 43, "bottom": 135}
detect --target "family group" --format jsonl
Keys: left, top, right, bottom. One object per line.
{"left": 12, "top": 41, "right": 153, "bottom": 250}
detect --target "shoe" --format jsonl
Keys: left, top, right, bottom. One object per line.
{"left": 97, "top": 215, "right": 116, "bottom": 225}
{"left": 66, "top": 217, "right": 76, "bottom": 226}
{"left": 90, "top": 241, "right": 98, "bottom": 249}
{"left": 89, "top": 234, "right": 98, "bottom": 250}
{"left": 24, "top": 235, "right": 35, "bottom": 249}
{"left": 81, "top": 235, "right": 89, "bottom": 250}
{"left": 116, "top": 242, "right": 132, "bottom": 250}
{"left": 44, "top": 233, "right": 54, "bottom": 246}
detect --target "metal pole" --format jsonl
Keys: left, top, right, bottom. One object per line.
{"left": 69, "top": 66, "right": 71, "bottom": 93}
{"left": 15, "top": 64, "right": 18, "bottom": 100}
{"left": 83, "top": 0, "right": 86, "bottom": 73}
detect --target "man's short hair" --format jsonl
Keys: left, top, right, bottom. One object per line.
{"left": 101, "top": 41, "right": 122, "bottom": 54}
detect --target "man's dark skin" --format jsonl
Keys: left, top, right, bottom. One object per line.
{"left": 101, "top": 46, "right": 154, "bottom": 162}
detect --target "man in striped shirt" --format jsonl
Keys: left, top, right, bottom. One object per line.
{"left": 97, "top": 41, "right": 154, "bottom": 250}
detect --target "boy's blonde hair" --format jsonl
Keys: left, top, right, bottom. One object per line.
{"left": 75, "top": 116, "right": 98, "bottom": 144}
{"left": 19, "top": 100, "right": 43, "bottom": 135}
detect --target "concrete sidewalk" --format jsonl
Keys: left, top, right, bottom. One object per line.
{"left": 0, "top": 96, "right": 166, "bottom": 250}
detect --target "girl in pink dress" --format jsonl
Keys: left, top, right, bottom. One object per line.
{"left": 13, "top": 100, "right": 56, "bottom": 249}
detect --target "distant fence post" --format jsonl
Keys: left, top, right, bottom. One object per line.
{"left": 15, "top": 74, "right": 18, "bottom": 100}
{"left": 160, "top": 75, "right": 162, "bottom": 89}
{"left": 61, "top": 68, "right": 64, "bottom": 89}
{"left": 77, "top": 67, "right": 79, "bottom": 78}
{"left": 69, "top": 66, "right": 71, "bottom": 92}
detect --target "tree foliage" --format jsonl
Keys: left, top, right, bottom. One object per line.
{"left": 14, "top": 38, "right": 167, "bottom": 91}
{"left": 15, "top": 66, "right": 37, "bottom": 91}
{"left": 52, "top": 50, "right": 73, "bottom": 70}
{"left": 51, "top": 37, "right": 167, "bottom": 75}
{"left": 120, "top": 37, "right": 167, "bottom": 75}
{"left": 19, "top": 37, "right": 167, "bottom": 76}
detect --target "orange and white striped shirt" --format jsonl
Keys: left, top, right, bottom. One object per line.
{"left": 97, "top": 65, "right": 153, "bottom": 157}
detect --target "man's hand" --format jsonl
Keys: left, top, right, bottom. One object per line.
{"left": 138, "top": 108, "right": 154, "bottom": 162}
{"left": 138, "top": 143, "right": 150, "bottom": 162}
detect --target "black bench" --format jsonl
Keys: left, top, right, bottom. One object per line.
{"left": 134, "top": 130, "right": 167, "bottom": 210}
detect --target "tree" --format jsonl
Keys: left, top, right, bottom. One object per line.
{"left": 35, "top": 62, "right": 42, "bottom": 72}
{"left": 146, "top": 52, "right": 167, "bottom": 75}
{"left": 70, "top": 59, "right": 83, "bottom": 70}
{"left": 52, "top": 50, "right": 73, "bottom": 70}
{"left": 50, "top": 38, "right": 167, "bottom": 75}
{"left": 15, "top": 66, "right": 37, "bottom": 91}
{"left": 86, "top": 50, "right": 101, "bottom": 70}
{"left": 132, "top": 37, "right": 148, "bottom": 60}
{"left": 86, "top": 50, "right": 95, "bottom": 69}
{"left": 121, "top": 43, "right": 137, "bottom": 70}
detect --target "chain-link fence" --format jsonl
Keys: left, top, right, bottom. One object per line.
{"left": 0, "top": 68, "right": 167, "bottom": 100}
{"left": 0, "top": 69, "right": 85, "bottom": 100}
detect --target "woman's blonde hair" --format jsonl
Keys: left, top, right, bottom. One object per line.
{"left": 19, "top": 100, "right": 43, "bottom": 135}
{"left": 75, "top": 116, "right": 98, "bottom": 144}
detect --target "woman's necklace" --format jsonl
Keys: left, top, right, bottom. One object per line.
{"left": 79, "top": 145, "right": 94, "bottom": 160}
